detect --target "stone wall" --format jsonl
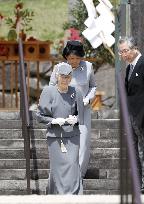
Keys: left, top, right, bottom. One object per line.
{"left": 68, "top": 0, "right": 77, "bottom": 21}
{"left": 131, "top": 1, "right": 144, "bottom": 55}
{"left": 119, "top": 1, "right": 144, "bottom": 54}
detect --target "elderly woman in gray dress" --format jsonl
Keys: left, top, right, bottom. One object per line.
{"left": 49, "top": 40, "right": 97, "bottom": 178}
{"left": 36, "top": 62, "right": 84, "bottom": 194}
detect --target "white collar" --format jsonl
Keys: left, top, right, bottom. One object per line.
{"left": 131, "top": 53, "right": 142, "bottom": 67}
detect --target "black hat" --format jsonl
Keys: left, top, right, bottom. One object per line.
{"left": 62, "top": 40, "right": 85, "bottom": 60}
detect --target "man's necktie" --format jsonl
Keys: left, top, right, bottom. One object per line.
{"left": 128, "top": 64, "right": 134, "bottom": 80}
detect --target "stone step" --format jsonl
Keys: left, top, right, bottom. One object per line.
{"left": 0, "top": 195, "right": 121, "bottom": 203}
{"left": 0, "top": 169, "right": 119, "bottom": 180}
{"left": 33, "top": 119, "right": 120, "bottom": 130}
{"left": 0, "top": 109, "right": 119, "bottom": 117}
{"left": 0, "top": 110, "right": 119, "bottom": 120}
{"left": 0, "top": 138, "right": 119, "bottom": 149}
{"left": 91, "top": 129, "right": 119, "bottom": 140}
{"left": 0, "top": 111, "right": 120, "bottom": 195}
{"left": 0, "top": 117, "right": 120, "bottom": 129}
{"left": 0, "top": 179, "right": 120, "bottom": 193}
{"left": 92, "top": 109, "right": 120, "bottom": 119}
{"left": 0, "top": 111, "right": 20, "bottom": 120}
{"left": 0, "top": 128, "right": 120, "bottom": 139}
{"left": 0, "top": 169, "right": 50, "bottom": 180}
{"left": 91, "top": 119, "right": 120, "bottom": 130}
{"left": 0, "top": 189, "right": 120, "bottom": 196}
{"left": 63, "top": 118, "right": 120, "bottom": 130}
{"left": 0, "top": 158, "right": 120, "bottom": 180}
{"left": 0, "top": 148, "right": 119, "bottom": 159}
{"left": 0, "top": 120, "right": 22, "bottom": 129}
{"left": 0, "top": 158, "right": 119, "bottom": 169}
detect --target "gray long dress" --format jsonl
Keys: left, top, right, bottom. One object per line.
{"left": 36, "top": 85, "right": 83, "bottom": 194}
{"left": 49, "top": 61, "right": 97, "bottom": 178}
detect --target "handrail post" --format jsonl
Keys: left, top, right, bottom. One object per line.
{"left": 18, "top": 38, "right": 31, "bottom": 194}
{"left": 117, "top": 71, "right": 141, "bottom": 204}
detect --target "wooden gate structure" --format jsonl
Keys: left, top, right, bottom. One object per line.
{"left": 0, "top": 40, "right": 52, "bottom": 110}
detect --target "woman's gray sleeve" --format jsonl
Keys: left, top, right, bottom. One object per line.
{"left": 36, "top": 106, "right": 53, "bottom": 125}
{"left": 36, "top": 87, "right": 54, "bottom": 125}
{"left": 85, "top": 65, "right": 97, "bottom": 100}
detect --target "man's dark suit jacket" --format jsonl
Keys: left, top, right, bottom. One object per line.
{"left": 125, "top": 56, "right": 144, "bottom": 134}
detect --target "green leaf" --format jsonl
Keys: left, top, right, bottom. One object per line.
{"left": 7, "top": 29, "right": 17, "bottom": 41}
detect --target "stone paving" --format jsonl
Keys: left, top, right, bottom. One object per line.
{"left": 0, "top": 195, "right": 120, "bottom": 204}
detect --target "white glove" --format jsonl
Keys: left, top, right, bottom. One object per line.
{"left": 83, "top": 97, "right": 89, "bottom": 106}
{"left": 66, "top": 115, "right": 78, "bottom": 125}
{"left": 51, "top": 118, "right": 65, "bottom": 126}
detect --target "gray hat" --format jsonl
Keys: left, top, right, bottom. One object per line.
{"left": 56, "top": 62, "right": 73, "bottom": 75}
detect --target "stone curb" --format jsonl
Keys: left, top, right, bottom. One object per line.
{"left": 0, "top": 195, "right": 121, "bottom": 204}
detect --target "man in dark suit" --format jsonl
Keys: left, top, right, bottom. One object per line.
{"left": 118, "top": 36, "right": 144, "bottom": 193}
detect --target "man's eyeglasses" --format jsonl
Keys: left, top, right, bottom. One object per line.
{"left": 118, "top": 49, "right": 131, "bottom": 55}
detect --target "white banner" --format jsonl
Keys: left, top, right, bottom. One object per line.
{"left": 82, "top": 0, "right": 115, "bottom": 48}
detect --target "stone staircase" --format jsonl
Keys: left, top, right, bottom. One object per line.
{"left": 0, "top": 110, "right": 120, "bottom": 195}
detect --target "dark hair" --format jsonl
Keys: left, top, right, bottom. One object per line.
{"left": 62, "top": 40, "right": 85, "bottom": 60}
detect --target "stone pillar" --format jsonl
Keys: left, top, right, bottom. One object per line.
{"left": 68, "top": 0, "right": 77, "bottom": 10}
{"left": 130, "top": 0, "right": 144, "bottom": 55}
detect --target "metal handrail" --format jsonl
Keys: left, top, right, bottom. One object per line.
{"left": 18, "top": 38, "right": 31, "bottom": 194}
{"left": 117, "top": 71, "right": 141, "bottom": 204}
